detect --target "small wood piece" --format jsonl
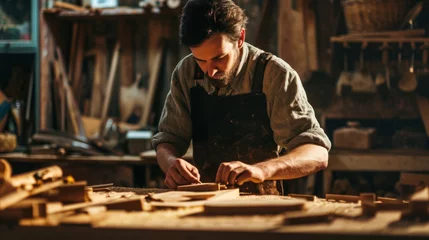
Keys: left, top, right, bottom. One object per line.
{"left": 177, "top": 183, "right": 220, "bottom": 192}
{"left": 288, "top": 193, "right": 317, "bottom": 201}
{"left": 360, "top": 193, "right": 376, "bottom": 203}
{"left": 325, "top": 194, "right": 360, "bottom": 203}
{"left": 104, "top": 198, "right": 146, "bottom": 211}
{"left": 54, "top": 1, "right": 87, "bottom": 12}
{"left": 204, "top": 199, "right": 306, "bottom": 215}
{"left": 284, "top": 210, "right": 332, "bottom": 225}
{"left": 39, "top": 181, "right": 89, "bottom": 203}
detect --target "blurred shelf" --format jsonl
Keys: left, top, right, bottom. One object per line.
{"left": 42, "top": 7, "right": 180, "bottom": 20}
{"left": 0, "top": 152, "right": 157, "bottom": 165}
{"left": 328, "top": 148, "right": 429, "bottom": 171}
{"left": 331, "top": 30, "right": 429, "bottom": 44}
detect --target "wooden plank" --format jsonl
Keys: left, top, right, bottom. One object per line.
{"left": 105, "top": 198, "right": 147, "bottom": 211}
{"left": 204, "top": 199, "right": 306, "bottom": 215}
{"left": 71, "top": 23, "right": 86, "bottom": 103}
{"left": 140, "top": 39, "right": 163, "bottom": 127}
{"left": 68, "top": 23, "right": 79, "bottom": 85}
{"left": 118, "top": 20, "right": 134, "bottom": 87}
{"left": 89, "top": 36, "right": 107, "bottom": 118}
{"left": 56, "top": 47, "right": 87, "bottom": 138}
{"left": 177, "top": 183, "right": 220, "bottom": 192}
{"left": 151, "top": 189, "right": 239, "bottom": 209}
{"left": 284, "top": 210, "right": 332, "bottom": 225}
{"left": 303, "top": 0, "right": 318, "bottom": 71}
{"left": 278, "top": 0, "right": 309, "bottom": 80}
{"left": 148, "top": 191, "right": 217, "bottom": 202}
{"left": 288, "top": 193, "right": 317, "bottom": 201}
{"left": 98, "top": 41, "right": 121, "bottom": 138}
{"left": 325, "top": 194, "right": 360, "bottom": 203}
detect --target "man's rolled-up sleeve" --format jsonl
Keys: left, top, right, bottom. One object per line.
{"left": 267, "top": 65, "right": 331, "bottom": 151}
{"left": 152, "top": 68, "right": 192, "bottom": 156}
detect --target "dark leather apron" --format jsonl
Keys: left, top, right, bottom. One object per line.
{"left": 191, "top": 52, "right": 283, "bottom": 195}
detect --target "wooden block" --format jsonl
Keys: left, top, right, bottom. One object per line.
{"left": 284, "top": 210, "right": 332, "bottom": 225}
{"left": 288, "top": 193, "right": 317, "bottom": 201}
{"left": 105, "top": 198, "right": 146, "bottom": 211}
{"left": 39, "top": 181, "right": 89, "bottom": 203}
{"left": 177, "top": 183, "right": 220, "bottom": 192}
{"left": 325, "top": 194, "right": 360, "bottom": 203}
{"left": 360, "top": 193, "right": 376, "bottom": 203}
{"left": 204, "top": 199, "right": 306, "bottom": 215}
{"left": 360, "top": 193, "right": 377, "bottom": 216}
{"left": 0, "top": 198, "right": 47, "bottom": 220}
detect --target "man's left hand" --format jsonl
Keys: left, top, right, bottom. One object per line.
{"left": 215, "top": 161, "right": 266, "bottom": 186}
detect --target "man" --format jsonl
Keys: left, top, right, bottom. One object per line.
{"left": 152, "top": 0, "right": 331, "bottom": 194}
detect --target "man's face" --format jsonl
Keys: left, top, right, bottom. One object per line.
{"left": 190, "top": 32, "right": 244, "bottom": 88}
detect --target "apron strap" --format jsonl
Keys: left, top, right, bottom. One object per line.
{"left": 252, "top": 52, "right": 273, "bottom": 93}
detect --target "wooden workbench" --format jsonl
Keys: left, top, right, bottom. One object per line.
{"left": 0, "top": 188, "right": 428, "bottom": 240}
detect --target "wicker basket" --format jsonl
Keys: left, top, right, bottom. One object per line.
{"left": 343, "top": 0, "right": 417, "bottom": 33}
{"left": 0, "top": 133, "right": 16, "bottom": 153}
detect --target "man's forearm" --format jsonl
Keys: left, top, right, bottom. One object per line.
{"left": 255, "top": 144, "right": 328, "bottom": 180}
{"left": 156, "top": 143, "right": 180, "bottom": 173}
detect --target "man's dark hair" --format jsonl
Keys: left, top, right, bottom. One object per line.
{"left": 179, "top": 0, "right": 248, "bottom": 47}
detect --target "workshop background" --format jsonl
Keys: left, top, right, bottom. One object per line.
{"left": 1, "top": 0, "right": 429, "bottom": 199}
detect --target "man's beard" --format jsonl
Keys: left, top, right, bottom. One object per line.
{"left": 206, "top": 49, "right": 240, "bottom": 89}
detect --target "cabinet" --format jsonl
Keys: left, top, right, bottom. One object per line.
{"left": 0, "top": 0, "right": 40, "bottom": 145}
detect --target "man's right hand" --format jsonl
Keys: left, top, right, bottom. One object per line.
{"left": 164, "top": 158, "right": 201, "bottom": 189}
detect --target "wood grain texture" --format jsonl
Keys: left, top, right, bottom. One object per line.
{"left": 204, "top": 199, "right": 306, "bottom": 215}
{"left": 177, "top": 183, "right": 220, "bottom": 192}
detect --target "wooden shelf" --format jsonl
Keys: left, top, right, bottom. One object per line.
{"left": 327, "top": 148, "right": 429, "bottom": 172}
{"left": 42, "top": 7, "right": 180, "bottom": 20}
{"left": 330, "top": 30, "right": 429, "bottom": 44}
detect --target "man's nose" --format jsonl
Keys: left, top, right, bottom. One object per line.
{"left": 207, "top": 64, "right": 218, "bottom": 78}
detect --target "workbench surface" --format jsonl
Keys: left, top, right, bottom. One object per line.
{"left": 1, "top": 188, "right": 428, "bottom": 240}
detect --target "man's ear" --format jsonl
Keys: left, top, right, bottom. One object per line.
{"left": 238, "top": 28, "right": 246, "bottom": 48}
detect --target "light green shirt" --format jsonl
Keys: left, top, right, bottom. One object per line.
{"left": 152, "top": 43, "right": 331, "bottom": 156}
